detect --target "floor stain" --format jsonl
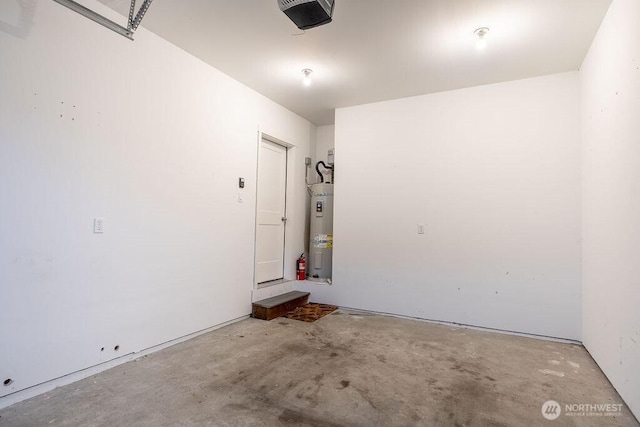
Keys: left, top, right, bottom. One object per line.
{"left": 538, "top": 369, "right": 565, "bottom": 377}
{"left": 278, "top": 408, "right": 343, "bottom": 427}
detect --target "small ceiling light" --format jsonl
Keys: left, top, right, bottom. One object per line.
{"left": 302, "top": 68, "right": 313, "bottom": 86}
{"left": 474, "top": 27, "right": 490, "bottom": 50}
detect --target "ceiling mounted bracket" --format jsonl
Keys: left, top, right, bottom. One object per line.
{"left": 128, "top": 0, "right": 154, "bottom": 31}
{"left": 53, "top": 0, "right": 155, "bottom": 41}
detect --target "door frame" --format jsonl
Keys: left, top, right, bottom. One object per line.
{"left": 254, "top": 131, "right": 293, "bottom": 289}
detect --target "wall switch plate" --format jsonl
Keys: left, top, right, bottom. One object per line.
{"left": 417, "top": 224, "right": 425, "bottom": 234}
{"left": 238, "top": 193, "right": 243, "bottom": 203}
{"left": 94, "top": 218, "right": 104, "bottom": 233}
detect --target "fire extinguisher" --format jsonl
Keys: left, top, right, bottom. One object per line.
{"left": 297, "top": 253, "right": 306, "bottom": 280}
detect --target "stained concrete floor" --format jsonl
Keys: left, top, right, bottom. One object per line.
{"left": 0, "top": 310, "right": 637, "bottom": 427}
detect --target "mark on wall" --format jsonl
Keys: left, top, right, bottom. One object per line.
{"left": 12, "top": 251, "right": 54, "bottom": 280}
{"left": 51, "top": 100, "right": 84, "bottom": 122}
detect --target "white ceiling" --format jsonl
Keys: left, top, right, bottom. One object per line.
{"left": 98, "top": 0, "right": 611, "bottom": 126}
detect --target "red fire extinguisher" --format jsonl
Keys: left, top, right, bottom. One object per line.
{"left": 297, "top": 253, "right": 306, "bottom": 280}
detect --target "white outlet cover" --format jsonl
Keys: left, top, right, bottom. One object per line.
{"left": 93, "top": 218, "right": 104, "bottom": 233}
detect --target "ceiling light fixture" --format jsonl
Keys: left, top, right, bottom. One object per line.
{"left": 474, "top": 27, "right": 490, "bottom": 50}
{"left": 302, "top": 69, "right": 313, "bottom": 86}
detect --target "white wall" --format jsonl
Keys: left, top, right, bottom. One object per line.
{"left": 0, "top": 0, "right": 313, "bottom": 401}
{"left": 328, "top": 73, "right": 582, "bottom": 340}
{"left": 581, "top": 0, "right": 640, "bottom": 417}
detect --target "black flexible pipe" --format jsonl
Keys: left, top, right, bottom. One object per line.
{"left": 315, "top": 161, "right": 333, "bottom": 183}
{"left": 315, "top": 161, "right": 324, "bottom": 183}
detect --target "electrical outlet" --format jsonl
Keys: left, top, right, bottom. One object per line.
{"left": 94, "top": 218, "right": 104, "bottom": 233}
{"left": 417, "top": 224, "right": 425, "bottom": 234}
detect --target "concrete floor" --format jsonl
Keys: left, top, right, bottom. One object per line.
{"left": 0, "top": 310, "right": 637, "bottom": 427}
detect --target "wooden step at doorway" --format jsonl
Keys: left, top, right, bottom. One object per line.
{"left": 252, "top": 291, "right": 310, "bottom": 321}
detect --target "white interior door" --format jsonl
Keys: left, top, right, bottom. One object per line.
{"left": 255, "top": 138, "right": 287, "bottom": 284}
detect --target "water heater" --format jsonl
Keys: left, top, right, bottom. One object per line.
{"left": 309, "top": 183, "right": 333, "bottom": 278}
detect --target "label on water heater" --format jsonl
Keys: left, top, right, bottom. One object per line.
{"left": 313, "top": 234, "right": 333, "bottom": 248}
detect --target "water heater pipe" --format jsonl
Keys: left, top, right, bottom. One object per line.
{"left": 315, "top": 161, "right": 333, "bottom": 183}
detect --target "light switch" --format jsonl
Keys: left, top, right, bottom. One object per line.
{"left": 94, "top": 218, "right": 104, "bottom": 233}
{"left": 417, "top": 224, "right": 425, "bottom": 234}
{"left": 238, "top": 193, "right": 243, "bottom": 203}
